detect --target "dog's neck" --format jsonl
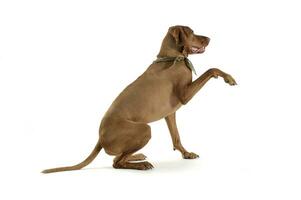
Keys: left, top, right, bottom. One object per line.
{"left": 153, "top": 56, "right": 197, "bottom": 75}
{"left": 157, "top": 34, "right": 188, "bottom": 58}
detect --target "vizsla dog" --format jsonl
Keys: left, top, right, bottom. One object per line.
{"left": 42, "top": 25, "right": 236, "bottom": 173}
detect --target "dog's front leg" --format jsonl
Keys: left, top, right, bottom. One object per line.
{"left": 179, "top": 68, "right": 237, "bottom": 104}
{"left": 165, "top": 112, "right": 199, "bottom": 159}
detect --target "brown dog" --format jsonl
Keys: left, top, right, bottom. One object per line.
{"left": 42, "top": 25, "right": 236, "bottom": 173}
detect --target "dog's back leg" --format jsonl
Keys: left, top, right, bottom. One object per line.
{"left": 100, "top": 118, "right": 153, "bottom": 170}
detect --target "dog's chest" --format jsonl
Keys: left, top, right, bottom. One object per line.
{"left": 148, "top": 62, "right": 192, "bottom": 82}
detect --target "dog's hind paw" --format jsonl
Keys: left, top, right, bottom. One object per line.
{"left": 113, "top": 161, "right": 153, "bottom": 170}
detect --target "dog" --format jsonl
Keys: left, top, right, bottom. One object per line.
{"left": 42, "top": 25, "right": 236, "bottom": 173}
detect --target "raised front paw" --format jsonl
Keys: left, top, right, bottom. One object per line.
{"left": 223, "top": 74, "right": 237, "bottom": 86}
{"left": 182, "top": 152, "right": 199, "bottom": 159}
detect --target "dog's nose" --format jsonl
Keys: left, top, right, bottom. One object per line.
{"left": 205, "top": 36, "right": 210, "bottom": 44}
{"left": 201, "top": 36, "right": 210, "bottom": 45}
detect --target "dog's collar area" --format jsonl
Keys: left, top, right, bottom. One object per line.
{"left": 153, "top": 56, "right": 197, "bottom": 75}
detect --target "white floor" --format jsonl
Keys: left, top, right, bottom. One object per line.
{"left": 1, "top": 0, "right": 301, "bottom": 199}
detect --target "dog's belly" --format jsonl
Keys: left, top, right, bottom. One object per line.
{"left": 105, "top": 77, "right": 182, "bottom": 123}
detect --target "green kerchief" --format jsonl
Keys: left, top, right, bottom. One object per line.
{"left": 153, "top": 56, "right": 197, "bottom": 75}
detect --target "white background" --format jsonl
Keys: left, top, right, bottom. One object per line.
{"left": 0, "top": 0, "right": 300, "bottom": 199}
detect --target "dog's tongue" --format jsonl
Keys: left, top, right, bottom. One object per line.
{"left": 191, "top": 47, "right": 199, "bottom": 53}
{"left": 198, "top": 46, "right": 205, "bottom": 52}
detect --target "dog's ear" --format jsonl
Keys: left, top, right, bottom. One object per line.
{"left": 168, "top": 26, "right": 184, "bottom": 46}
{"left": 168, "top": 26, "right": 192, "bottom": 46}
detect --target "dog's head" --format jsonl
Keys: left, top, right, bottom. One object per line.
{"left": 168, "top": 25, "right": 210, "bottom": 56}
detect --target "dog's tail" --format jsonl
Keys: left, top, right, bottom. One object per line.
{"left": 41, "top": 138, "right": 102, "bottom": 174}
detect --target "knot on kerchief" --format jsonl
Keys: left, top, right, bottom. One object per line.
{"left": 153, "top": 56, "right": 197, "bottom": 75}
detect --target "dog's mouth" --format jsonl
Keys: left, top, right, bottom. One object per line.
{"left": 190, "top": 46, "right": 205, "bottom": 54}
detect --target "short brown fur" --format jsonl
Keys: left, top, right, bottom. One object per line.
{"left": 42, "top": 25, "right": 236, "bottom": 173}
